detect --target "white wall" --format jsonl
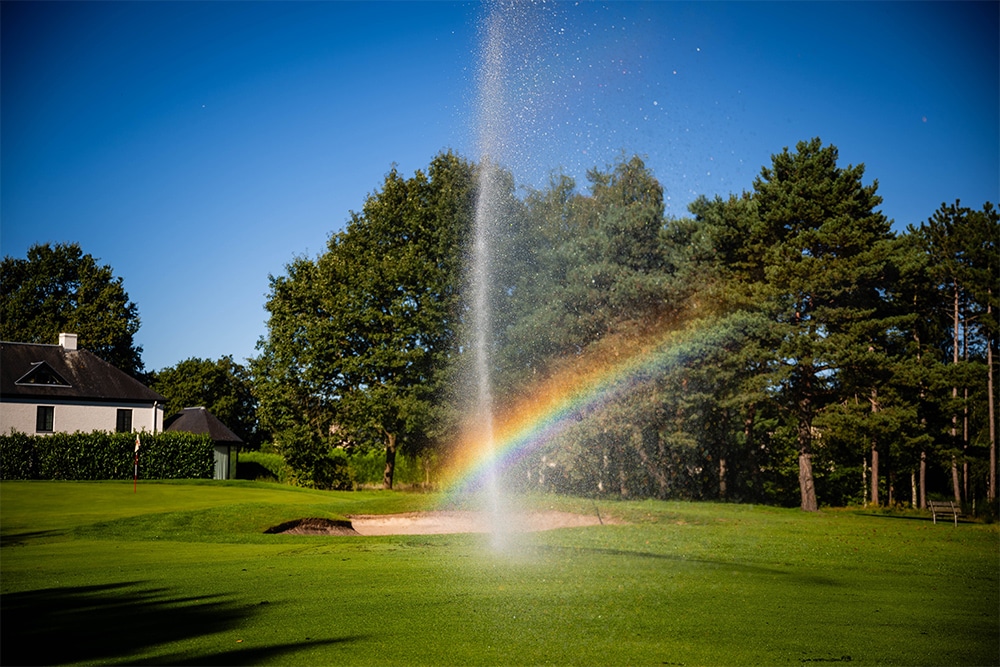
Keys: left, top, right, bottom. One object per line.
{"left": 0, "top": 398, "right": 165, "bottom": 435}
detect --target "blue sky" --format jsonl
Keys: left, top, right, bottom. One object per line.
{"left": 3, "top": 1, "right": 997, "bottom": 372}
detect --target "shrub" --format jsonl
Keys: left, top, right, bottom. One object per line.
{"left": 0, "top": 431, "right": 213, "bottom": 481}
{"left": 0, "top": 430, "right": 36, "bottom": 479}
{"left": 347, "top": 449, "right": 437, "bottom": 488}
{"left": 237, "top": 450, "right": 292, "bottom": 483}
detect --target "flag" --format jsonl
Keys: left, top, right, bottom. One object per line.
{"left": 134, "top": 434, "right": 140, "bottom": 493}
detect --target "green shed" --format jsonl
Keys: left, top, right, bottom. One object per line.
{"left": 164, "top": 406, "right": 242, "bottom": 480}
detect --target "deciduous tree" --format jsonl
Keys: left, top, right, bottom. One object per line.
{"left": 150, "top": 356, "right": 261, "bottom": 447}
{"left": 0, "top": 243, "right": 144, "bottom": 376}
{"left": 255, "top": 152, "right": 475, "bottom": 488}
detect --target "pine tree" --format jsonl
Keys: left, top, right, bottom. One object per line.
{"left": 749, "top": 138, "right": 896, "bottom": 511}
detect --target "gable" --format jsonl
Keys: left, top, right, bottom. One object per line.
{"left": 15, "top": 361, "right": 72, "bottom": 388}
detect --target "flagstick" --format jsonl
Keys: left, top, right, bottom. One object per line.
{"left": 134, "top": 434, "right": 140, "bottom": 494}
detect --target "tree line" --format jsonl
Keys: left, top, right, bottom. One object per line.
{"left": 3, "top": 138, "right": 996, "bottom": 511}
{"left": 252, "top": 139, "right": 997, "bottom": 511}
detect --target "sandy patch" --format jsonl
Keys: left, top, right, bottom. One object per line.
{"left": 265, "top": 510, "right": 613, "bottom": 536}
{"left": 348, "top": 510, "right": 608, "bottom": 536}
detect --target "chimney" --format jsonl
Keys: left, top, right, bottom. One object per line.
{"left": 59, "top": 333, "right": 78, "bottom": 350}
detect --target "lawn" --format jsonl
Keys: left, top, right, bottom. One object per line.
{"left": 1, "top": 481, "right": 996, "bottom": 666}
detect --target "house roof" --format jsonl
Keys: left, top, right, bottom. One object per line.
{"left": 0, "top": 341, "right": 165, "bottom": 404}
{"left": 164, "top": 406, "right": 243, "bottom": 444}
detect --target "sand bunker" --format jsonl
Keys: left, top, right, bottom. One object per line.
{"left": 264, "top": 517, "right": 359, "bottom": 536}
{"left": 266, "top": 510, "right": 608, "bottom": 536}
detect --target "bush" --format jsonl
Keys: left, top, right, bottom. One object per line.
{"left": 0, "top": 431, "right": 213, "bottom": 481}
{"left": 0, "top": 431, "right": 36, "bottom": 479}
{"left": 314, "top": 448, "right": 352, "bottom": 491}
{"left": 238, "top": 447, "right": 438, "bottom": 490}
{"left": 237, "top": 450, "right": 292, "bottom": 483}
{"left": 347, "top": 449, "right": 437, "bottom": 488}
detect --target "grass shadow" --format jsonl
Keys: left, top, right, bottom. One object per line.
{"left": 149, "top": 637, "right": 366, "bottom": 666}
{"left": 0, "top": 529, "right": 66, "bottom": 547}
{"left": 0, "top": 582, "right": 362, "bottom": 665}
{"left": 854, "top": 511, "right": 973, "bottom": 525}
{"left": 533, "top": 544, "right": 841, "bottom": 585}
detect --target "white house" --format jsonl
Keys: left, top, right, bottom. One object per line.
{"left": 0, "top": 333, "right": 165, "bottom": 436}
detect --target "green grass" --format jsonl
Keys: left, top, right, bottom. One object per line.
{"left": 1, "top": 481, "right": 997, "bottom": 666}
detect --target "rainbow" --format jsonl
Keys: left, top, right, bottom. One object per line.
{"left": 442, "top": 312, "right": 760, "bottom": 493}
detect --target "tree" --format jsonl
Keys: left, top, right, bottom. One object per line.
{"left": 749, "top": 138, "right": 896, "bottom": 511}
{"left": 149, "top": 356, "right": 262, "bottom": 447}
{"left": 501, "top": 156, "right": 670, "bottom": 386}
{"left": 255, "top": 152, "right": 475, "bottom": 488}
{"left": 1, "top": 243, "right": 144, "bottom": 376}
{"left": 909, "top": 201, "right": 998, "bottom": 508}
{"left": 498, "top": 156, "right": 676, "bottom": 494}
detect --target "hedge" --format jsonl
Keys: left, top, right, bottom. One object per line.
{"left": 0, "top": 431, "right": 214, "bottom": 481}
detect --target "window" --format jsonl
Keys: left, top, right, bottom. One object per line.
{"left": 116, "top": 409, "right": 133, "bottom": 433}
{"left": 36, "top": 406, "right": 54, "bottom": 433}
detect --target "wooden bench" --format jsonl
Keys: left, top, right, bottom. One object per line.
{"left": 927, "top": 500, "right": 962, "bottom": 526}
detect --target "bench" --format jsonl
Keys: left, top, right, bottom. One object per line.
{"left": 927, "top": 500, "right": 962, "bottom": 526}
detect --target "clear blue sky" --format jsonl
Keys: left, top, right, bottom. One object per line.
{"left": 3, "top": 1, "right": 997, "bottom": 372}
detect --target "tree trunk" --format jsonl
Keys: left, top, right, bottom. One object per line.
{"left": 383, "top": 431, "right": 397, "bottom": 490}
{"left": 963, "top": 316, "right": 970, "bottom": 503}
{"left": 990, "top": 345, "right": 997, "bottom": 504}
{"left": 745, "top": 404, "right": 759, "bottom": 500}
{"left": 951, "top": 456, "right": 961, "bottom": 506}
{"left": 919, "top": 450, "right": 927, "bottom": 509}
{"left": 911, "top": 471, "right": 917, "bottom": 508}
{"left": 988, "top": 292, "right": 996, "bottom": 503}
{"left": 915, "top": 318, "right": 928, "bottom": 510}
{"left": 636, "top": 430, "right": 668, "bottom": 499}
{"left": 798, "top": 413, "right": 818, "bottom": 512}
{"left": 719, "top": 456, "right": 728, "bottom": 500}
{"left": 870, "top": 443, "right": 879, "bottom": 507}
{"left": 951, "top": 278, "right": 961, "bottom": 506}
{"left": 862, "top": 458, "right": 868, "bottom": 506}
{"left": 869, "top": 389, "right": 879, "bottom": 506}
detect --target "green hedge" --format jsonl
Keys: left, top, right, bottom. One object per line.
{"left": 0, "top": 431, "right": 214, "bottom": 481}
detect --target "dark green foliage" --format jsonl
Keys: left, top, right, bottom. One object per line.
{"left": 249, "top": 143, "right": 995, "bottom": 509}
{"left": 903, "top": 200, "right": 999, "bottom": 509}
{"left": 254, "top": 151, "right": 476, "bottom": 489}
{"left": 501, "top": 156, "right": 670, "bottom": 388}
{"left": 237, "top": 450, "right": 292, "bottom": 483}
{"left": 343, "top": 449, "right": 434, "bottom": 488}
{"left": 0, "top": 243, "right": 145, "bottom": 376}
{"left": 0, "top": 432, "right": 213, "bottom": 480}
{"left": 0, "top": 431, "right": 36, "bottom": 479}
{"left": 502, "top": 142, "right": 994, "bottom": 510}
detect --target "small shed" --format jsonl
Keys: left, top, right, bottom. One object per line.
{"left": 164, "top": 407, "right": 242, "bottom": 480}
